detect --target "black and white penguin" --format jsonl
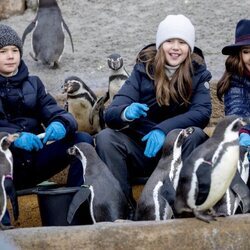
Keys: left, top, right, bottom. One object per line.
{"left": 213, "top": 145, "right": 250, "bottom": 216}
{"left": 0, "top": 132, "right": 19, "bottom": 230}
{"left": 107, "top": 53, "right": 129, "bottom": 102}
{"left": 67, "top": 142, "right": 129, "bottom": 223}
{"left": 22, "top": 0, "right": 74, "bottom": 68}
{"left": 62, "top": 76, "right": 108, "bottom": 135}
{"left": 135, "top": 127, "right": 194, "bottom": 221}
{"left": 174, "top": 115, "right": 248, "bottom": 222}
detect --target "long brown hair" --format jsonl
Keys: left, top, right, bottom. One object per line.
{"left": 217, "top": 52, "right": 245, "bottom": 101}
{"left": 136, "top": 45, "right": 193, "bottom": 106}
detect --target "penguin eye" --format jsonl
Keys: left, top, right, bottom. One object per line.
{"left": 1, "top": 138, "right": 10, "bottom": 150}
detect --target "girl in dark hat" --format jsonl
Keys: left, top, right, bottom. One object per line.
{"left": 217, "top": 19, "right": 250, "bottom": 116}
{"left": 217, "top": 19, "right": 250, "bottom": 188}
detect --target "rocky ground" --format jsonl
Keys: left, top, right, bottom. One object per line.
{"left": 0, "top": 0, "right": 249, "bottom": 95}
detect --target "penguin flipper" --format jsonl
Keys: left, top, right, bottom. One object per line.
{"left": 22, "top": 20, "right": 37, "bottom": 43}
{"left": 89, "top": 96, "right": 106, "bottom": 127}
{"left": 195, "top": 161, "right": 212, "bottom": 206}
{"left": 62, "top": 19, "right": 74, "bottom": 52}
{"left": 230, "top": 171, "right": 250, "bottom": 213}
{"left": 4, "top": 178, "right": 19, "bottom": 221}
{"left": 67, "top": 186, "right": 91, "bottom": 224}
{"left": 0, "top": 178, "right": 6, "bottom": 222}
{"left": 29, "top": 52, "right": 38, "bottom": 61}
{"left": 160, "top": 178, "right": 176, "bottom": 207}
{"left": 193, "top": 209, "right": 217, "bottom": 223}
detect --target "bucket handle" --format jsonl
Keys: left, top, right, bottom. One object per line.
{"left": 67, "top": 185, "right": 91, "bottom": 224}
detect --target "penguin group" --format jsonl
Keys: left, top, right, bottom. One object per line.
{"left": 67, "top": 142, "right": 130, "bottom": 223}
{"left": 0, "top": 132, "right": 19, "bottom": 230}
{"left": 61, "top": 53, "right": 129, "bottom": 135}
{"left": 174, "top": 115, "right": 250, "bottom": 222}
{"left": 135, "top": 115, "right": 250, "bottom": 223}
{"left": 61, "top": 76, "right": 108, "bottom": 135}
{"left": 22, "top": 0, "right": 74, "bottom": 68}
{"left": 64, "top": 115, "right": 250, "bottom": 223}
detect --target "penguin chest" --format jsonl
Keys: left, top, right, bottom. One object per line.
{"left": 109, "top": 79, "right": 124, "bottom": 100}
{"left": 68, "top": 99, "right": 93, "bottom": 132}
{"left": 197, "top": 145, "right": 239, "bottom": 210}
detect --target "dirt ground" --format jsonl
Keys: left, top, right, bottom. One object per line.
{"left": 0, "top": 0, "right": 249, "bottom": 95}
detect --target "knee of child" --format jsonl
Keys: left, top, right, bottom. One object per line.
{"left": 74, "top": 132, "right": 94, "bottom": 145}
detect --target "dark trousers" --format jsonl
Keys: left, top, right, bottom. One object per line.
{"left": 95, "top": 127, "right": 208, "bottom": 199}
{"left": 11, "top": 132, "right": 93, "bottom": 190}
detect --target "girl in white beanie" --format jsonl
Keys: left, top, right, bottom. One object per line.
{"left": 95, "top": 14, "right": 212, "bottom": 216}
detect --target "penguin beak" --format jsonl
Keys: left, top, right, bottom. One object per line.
{"left": 185, "top": 127, "right": 194, "bottom": 136}
{"left": 61, "top": 82, "right": 68, "bottom": 94}
{"left": 2, "top": 133, "right": 20, "bottom": 150}
{"left": 67, "top": 146, "right": 76, "bottom": 155}
{"left": 241, "top": 117, "right": 250, "bottom": 126}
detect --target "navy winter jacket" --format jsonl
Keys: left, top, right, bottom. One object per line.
{"left": 224, "top": 74, "right": 250, "bottom": 117}
{"left": 0, "top": 60, "right": 77, "bottom": 135}
{"left": 105, "top": 46, "right": 212, "bottom": 143}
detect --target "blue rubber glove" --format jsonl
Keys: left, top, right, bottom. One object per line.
{"left": 14, "top": 132, "right": 43, "bottom": 151}
{"left": 141, "top": 129, "right": 166, "bottom": 158}
{"left": 43, "top": 121, "right": 66, "bottom": 144}
{"left": 124, "top": 103, "right": 149, "bottom": 120}
{"left": 239, "top": 133, "right": 250, "bottom": 147}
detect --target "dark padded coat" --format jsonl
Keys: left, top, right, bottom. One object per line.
{"left": 0, "top": 60, "right": 77, "bottom": 135}
{"left": 104, "top": 45, "right": 212, "bottom": 144}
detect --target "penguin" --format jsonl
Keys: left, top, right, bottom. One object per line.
{"left": 0, "top": 132, "right": 19, "bottom": 230}
{"left": 62, "top": 76, "right": 108, "bottom": 135}
{"left": 107, "top": 53, "right": 129, "bottom": 102}
{"left": 174, "top": 115, "right": 248, "bottom": 223}
{"left": 135, "top": 127, "right": 194, "bottom": 221}
{"left": 22, "top": 0, "right": 74, "bottom": 68}
{"left": 67, "top": 142, "right": 130, "bottom": 223}
{"left": 213, "top": 145, "right": 250, "bottom": 216}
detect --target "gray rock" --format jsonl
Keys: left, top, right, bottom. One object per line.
{"left": 0, "top": 0, "right": 25, "bottom": 20}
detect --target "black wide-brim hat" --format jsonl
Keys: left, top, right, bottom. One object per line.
{"left": 222, "top": 19, "right": 250, "bottom": 55}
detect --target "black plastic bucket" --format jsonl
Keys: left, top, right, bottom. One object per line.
{"left": 36, "top": 186, "right": 93, "bottom": 226}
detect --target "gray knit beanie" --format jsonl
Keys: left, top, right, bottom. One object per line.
{"left": 0, "top": 24, "right": 23, "bottom": 57}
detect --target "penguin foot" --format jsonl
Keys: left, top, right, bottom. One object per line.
{"left": 29, "top": 52, "right": 38, "bottom": 61}
{"left": 114, "top": 219, "right": 134, "bottom": 223}
{"left": 0, "top": 222, "right": 14, "bottom": 230}
{"left": 193, "top": 209, "right": 217, "bottom": 223}
{"left": 50, "top": 61, "right": 59, "bottom": 69}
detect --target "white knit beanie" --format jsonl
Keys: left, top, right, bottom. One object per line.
{"left": 156, "top": 14, "right": 195, "bottom": 52}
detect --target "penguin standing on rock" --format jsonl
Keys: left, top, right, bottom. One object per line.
{"left": 0, "top": 132, "right": 19, "bottom": 230}
{"left": 174, "top": 115, "right": 248, "bottom": 222}
{"left": 135, "top": 127, "right": 194, "bottom": 221}
{"left": 22, "top": 0, "right": 74, "bottom": 68}
{"left": 213, "top": 145, "right": 250, "bottom": 216}
{"left": 67, "top": 142, "right": 129, "bottom": 223}
{"left": 107, "top": 53, "right": 129, "bottom": 102}
{"left": 62, "top": 76, "right": 108, "bottom": 135}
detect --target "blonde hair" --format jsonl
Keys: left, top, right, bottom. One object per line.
{"left": 136, "top": 45, "right": 193, "bottom": 106}
{"left": 217, "top": 51, "right": 245, "bottom": 101}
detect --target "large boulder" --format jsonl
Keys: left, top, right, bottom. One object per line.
{"left": 0, "top": 0, "right": 26, "bottom": 20}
